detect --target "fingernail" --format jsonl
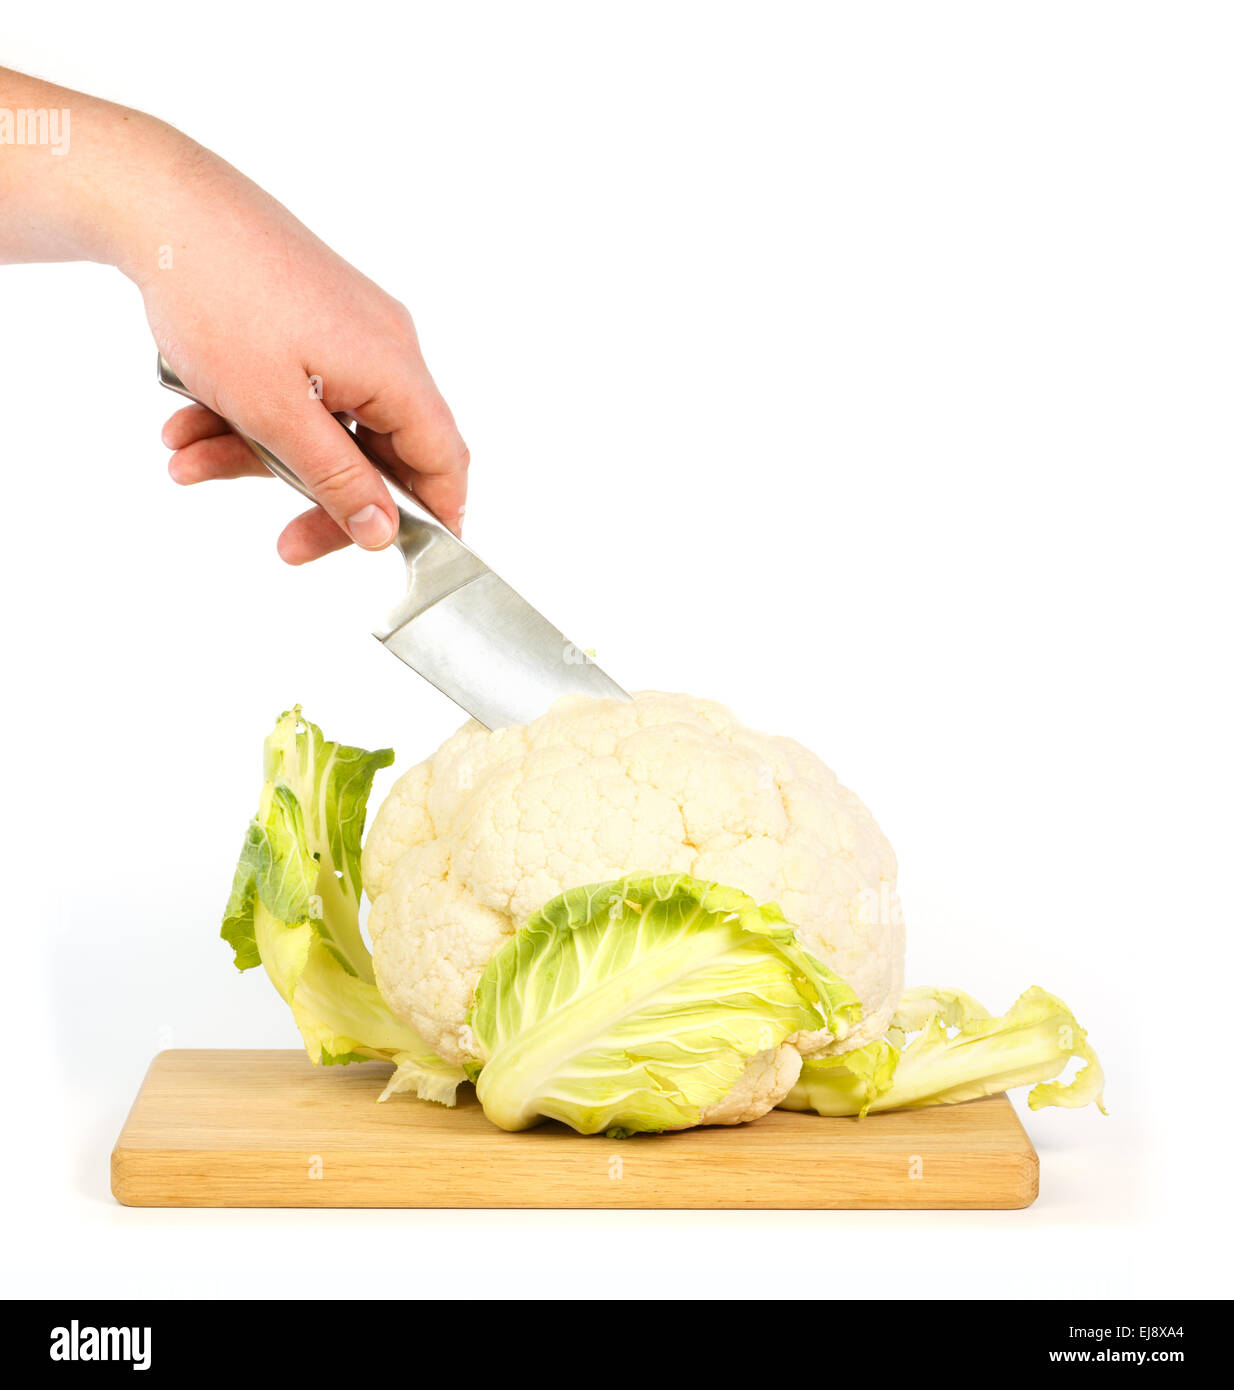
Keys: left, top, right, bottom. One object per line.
{"left": 347, "top": 504, "right": 396, "bottom": 549}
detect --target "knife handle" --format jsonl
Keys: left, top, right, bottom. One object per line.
{"left": 155, "top": 354, "right": 484, "bottom": 620}
{"left": 156, "top": 354, "right": 446, "bottom": 527}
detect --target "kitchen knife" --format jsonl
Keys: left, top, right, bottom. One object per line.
{"left": 157, "top": 355, "right": 630, "bottom": 729}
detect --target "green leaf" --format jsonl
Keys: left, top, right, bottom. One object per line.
{"left": 220, "top": 708, "right": 466, "bottom": 1107}
{"left": 220, "top": 824, "right": 263, "bottom": 971}
{"left": 468, "top": 873, "right": 861, "bottom": 1136}
{"left": 777, "top": 1039, "right": 900, "bottom": 1117}
{"left": 380, "top": 1053, "right": 476, "bottom": 1107}
{"left": 889, "top": 985, "right": 991, "bottom": 1040}
{"left": 782, "top": 984, "right": 1105, "bottom": 1117}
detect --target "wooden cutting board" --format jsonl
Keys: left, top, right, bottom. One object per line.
{"left": 111, "top": 1050, "right": 1038, "bottom": 1209}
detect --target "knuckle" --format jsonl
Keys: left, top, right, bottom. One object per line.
{"left": 302, "top": 455, "right": 372, "bottom": 506}
{"left": 388, "top": 298, "right": 416, "bottom": 332}
{"left": 376, "top": 299, "right": 418, "bottom": 348}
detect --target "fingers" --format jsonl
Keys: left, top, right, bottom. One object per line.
{"left": 351, "top": 366, "right": 469, "bottom": 536}
{"left": 277, "top": 504, "right": 352, "bottom": 566}
{"left": 164, "top": 404, "right": 267, "bottom": 484}
{"left": 162, "top": 403, "right": 230, "bottom": 450}
{"left": 168, "top": 431, "right": 269, "bottom": 484}
{"left": 162, "top": 388, "right": 397, "bottom": 563}
{"left": 162, "top": 356, "right": 467, "bottom": 562}
{"left": 255, "top": 390, "right": 398, "bottom": 551}
{"left": 353, "top": 425, "right": 462, "bottom": 538}
{"left": 165, "top": 420, "right": 355, "bottom": 566}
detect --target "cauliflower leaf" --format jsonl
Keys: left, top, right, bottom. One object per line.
{"left": 781, "top": 984, "right": 1105, "bottom": 1117}
{"left": 222, "top": 708, "right": 466, "bottom": 1105}
{"left": 467, "top": 873, "right": 861, "bottom": 1136}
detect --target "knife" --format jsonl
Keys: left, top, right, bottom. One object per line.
{"left": 157, "top": 355, "right": 630, "bottom": 729}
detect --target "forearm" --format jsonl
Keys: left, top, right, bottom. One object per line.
{"left": 0, "top": 68, "right": 206, "bottom": 280}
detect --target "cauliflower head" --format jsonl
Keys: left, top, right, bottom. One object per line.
{"left": 362, "top": 692, "right": 905, "bottom": 1120}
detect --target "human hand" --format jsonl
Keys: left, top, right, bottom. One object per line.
{"left": 138, "top": 139, "right": 468, "bottom": 563}
{"left": 0, "top": 71, "right": 468, "bottom": 565}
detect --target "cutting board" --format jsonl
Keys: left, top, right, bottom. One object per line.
{"left": 111, "top": 1050, "right": 1038, "bottom": 1209}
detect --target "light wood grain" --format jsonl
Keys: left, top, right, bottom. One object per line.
{"left": 110, "top": 1050, "right": 1038, "bottom": 1209}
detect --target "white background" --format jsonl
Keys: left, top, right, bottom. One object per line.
{"left": 2, "top": 2, "right": 1231, "bottom": 1300}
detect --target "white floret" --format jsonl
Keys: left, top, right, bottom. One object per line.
{"left": 698, "top": 1046, "right": 804, "bottom": 1126}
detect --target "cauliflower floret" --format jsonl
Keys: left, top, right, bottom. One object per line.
{"left": 363, "top": 691, "right": 905, "bottom": 1119}
{"left": 699, "top": 1046, "right": 804, "bottom": 1126}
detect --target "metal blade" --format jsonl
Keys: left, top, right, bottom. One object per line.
{"left": 378, "top": 570, "right": 629, "bottom": 729}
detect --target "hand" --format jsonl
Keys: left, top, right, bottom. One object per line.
{"left": 140, "top": 142, "right": 469, "bottom": 564}
{"left": 0, "top": 70, "right": 468, "bottom": 564}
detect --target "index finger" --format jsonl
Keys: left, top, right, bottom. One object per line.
{"left": 350, "top": 367, "right": 469, "bottom": 535}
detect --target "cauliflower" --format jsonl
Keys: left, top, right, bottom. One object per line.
{"left": 362, "top": 691, "right": 905, "bottom": 1122}
{"left": 221, "top": 705, "right": 1101, "bottom": 1138}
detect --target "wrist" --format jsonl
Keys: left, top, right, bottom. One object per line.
{"left": 77, "top": 105, "right": 209, "bottom": 284}
{"left": 0, "top": 73, "right": 202, "bottom": 273}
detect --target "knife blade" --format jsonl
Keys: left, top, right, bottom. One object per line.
{"left": 157, "top": 355, "right": 630, "bottom": 728}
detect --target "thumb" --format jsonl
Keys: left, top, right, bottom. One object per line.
{"left": 251, "top": 393, "right": 397, "bottom": 551}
